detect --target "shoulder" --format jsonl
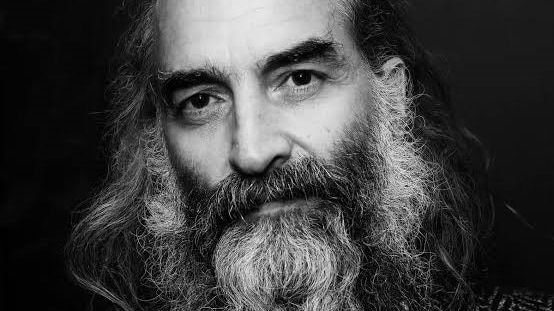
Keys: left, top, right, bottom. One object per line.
{"left": 475, "top": 286, "right": 553, "bottom": 311}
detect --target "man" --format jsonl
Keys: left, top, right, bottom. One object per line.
{"left": 67, "top": 0, "right": 549, "bottom": 310}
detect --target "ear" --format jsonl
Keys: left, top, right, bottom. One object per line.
{"left": 379, "top": 57, "right": 407, "bottom": 83}
{"left": 376, "top": 57, "right": 410, "bottom": 99}
{"left": 372, "top": 57, "right": 412, "bottom": 116}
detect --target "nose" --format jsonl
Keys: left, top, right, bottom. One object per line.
{"left": 229, "top": 96, "right": 292, "bottom": 175}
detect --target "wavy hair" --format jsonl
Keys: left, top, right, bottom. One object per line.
{"left": 67, "top": 1, "right": 491, "bottom": 310}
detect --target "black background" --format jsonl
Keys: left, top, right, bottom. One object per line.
{"left": 1, "top": 1, "right": 553, "bottom": 310}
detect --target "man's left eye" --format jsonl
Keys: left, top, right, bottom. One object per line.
{"left": 279, "top": 70, "right": 324, "bottom": 102}
{"left": 283, "top": 70, "right": 321, "bottom": 87}
{"left": 288, "top": 70, "right": 314, "bottom": 86}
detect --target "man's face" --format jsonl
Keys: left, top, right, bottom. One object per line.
{"left": 158, "top": 0, "right": 372, "bottom": 191}
{"left": 147, "top": 0, "right": 435, "bottom": 310}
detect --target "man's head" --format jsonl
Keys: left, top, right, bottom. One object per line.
{"left": 68, "top": 0, "right": 489, "bottom": 310}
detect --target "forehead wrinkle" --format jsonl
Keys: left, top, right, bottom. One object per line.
{"left": 158, "top": 0, "right": 336, "bottom": 31}
{"left": 158, "top": 0, "right": 296, "bottom": 25}
{"left": 177, "top": 5, "right": 268, "bottom": 24}
{"left": 157, "top": 0, "right": 353, "bottom": 80}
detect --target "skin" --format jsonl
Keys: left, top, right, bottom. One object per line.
{"left": 157, "top": 0, "right": 375, "bottom": 212}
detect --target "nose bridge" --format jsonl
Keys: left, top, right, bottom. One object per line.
{"left": 230, "top": 83, "right": 291, "bottom": 175}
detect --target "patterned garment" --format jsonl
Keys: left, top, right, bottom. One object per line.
{"left": 476, "top": 287, "right": 553, "bottom": 311}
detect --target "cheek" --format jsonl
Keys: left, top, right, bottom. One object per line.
{"left": 285, "top": 80, "right": 372, "bottom": 160}
{"left": 163, "top": 120, "right": 231, "bottom": 186}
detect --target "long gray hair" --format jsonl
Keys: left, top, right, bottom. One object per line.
{"left": 67, "top": 1, "right": 491, "bottom": 310}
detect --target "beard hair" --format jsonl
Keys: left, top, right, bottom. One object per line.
{"left": 214, "top": 206, "right": 361, "bottom": 311}
{"left": 138, "top": 70, "right": 442, "bottom": 311}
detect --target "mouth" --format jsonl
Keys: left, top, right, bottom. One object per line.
{"left": 246, "top": 200, "right": 311, "bottom": 221}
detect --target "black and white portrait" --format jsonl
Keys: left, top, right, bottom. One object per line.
{"left": 2, "top": 1, "right": 553, "bottom": 310}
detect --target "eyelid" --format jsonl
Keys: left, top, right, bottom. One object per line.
{"left": 171, "top": 91, "right": 232, "bottom": 126}
{"left": 272, "top": 69, "right": 328, "bottom": 91}
{"left": 181, "top": 93, "right": 222, "bottom": 108}
{"left": 272, "top": 70, "right": 327, "bottom": 104}
{"left": 275, "top": 69, "right": 330, "bottom": 90}
{"left": 273, "top": 56, "right": 343, "bottom": 74}
{"left": 170, "top": 85, "right": 229, "bottom": 106}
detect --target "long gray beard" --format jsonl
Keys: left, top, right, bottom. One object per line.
{"left": 214, "top": 206, "right": 361, "bottom": 311}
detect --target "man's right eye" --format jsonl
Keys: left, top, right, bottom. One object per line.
{"left": 178, "top": 93, "right": 219, "bottom": 111}
{"left": 169, "top": 90, "right": 230, "bottom": 124}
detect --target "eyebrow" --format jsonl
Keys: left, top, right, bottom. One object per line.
{"left": 157, "top": 66, "right": 231, "bottom": 102}
{"left": 260, "top": 38, "right": 345, "bottom": 75}
{"left": 157, "top": 38, "right": 345, "bottom": 98}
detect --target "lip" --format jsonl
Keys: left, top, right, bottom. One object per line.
{"left": 247, "top": 200, "right": 307, "bottom": 220}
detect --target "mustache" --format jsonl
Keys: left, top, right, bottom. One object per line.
{"left": 178, "top": 157, "right": 359, "bottom": 256}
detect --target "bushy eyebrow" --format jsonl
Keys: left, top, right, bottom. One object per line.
{"left": 156, "top": 37, "right": 346, "bottom": 98}
{"left": 157, "top": 65, "right": 231, "bottom": 101}
{"left": 259, "top": 38, "right": 346, "bottom": 75}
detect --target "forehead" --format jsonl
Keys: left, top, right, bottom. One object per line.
{"left": 156, "top": 0, "right": 348, "bottom": 70}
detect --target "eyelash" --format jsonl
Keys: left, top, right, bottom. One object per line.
{"left": 176, "top": 93, "right": 222, "bottom": 111}
{"left": 277, "top": 70, "right": 327, "bottom": 102}
{"left": 169, "top": 90, "right": 228, "bottom": 124}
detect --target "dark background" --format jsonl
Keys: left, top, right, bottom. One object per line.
{"left": 1, "top": 1, "right": 552, "bottom": 310}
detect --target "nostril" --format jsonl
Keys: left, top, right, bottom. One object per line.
{"left": 229, "top": 151, "right": 277, "bottom": 175}
{"left": 229, "top": 140, "right": 292, "bottom": 176}
{"left": 267, "top": 153, "right": 290, "bottom": 170}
